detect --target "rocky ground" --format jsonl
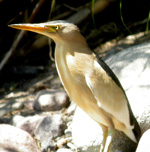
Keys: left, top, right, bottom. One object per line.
{"left": 0, "top": 63, "right": 76, "bottom": 152}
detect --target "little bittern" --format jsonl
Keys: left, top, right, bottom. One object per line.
{"left": 9, "top": 20, "right": 141, "bottom": 152}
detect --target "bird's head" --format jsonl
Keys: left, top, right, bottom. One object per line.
{"left": 9, "top": 20, "right": 87, "bottom": 46}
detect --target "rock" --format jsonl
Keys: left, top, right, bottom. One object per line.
{"left": 34, "top": 114, "right": 66, "bottom": 151}
{"left": 24, "top": 100, "right": 34, "bottom": 110}
{"left": 0, "top": 116, "right": 11, "bottom": 124}
{"left": 72, "top": 107, "right": 102, "bottom": 152}
{"left": 57, "top": 148, "right": 74, "bottom": 152}
{"left": 136, "top": 129, "right": 150, "bottom": 152}
{"left": 12, "top": 115, "right": 45, "bottom": 136}
{"left": 12, "top": 113, "right": 67, "bottom": 151}
{"left": 72, "top": 42, "right": 150, "bottom": 151}
{"left": 12, "top": 101, "right": 24, "bottom": 109}
{"left": 66, "top": 102, "right": 76, "bottom": 116}
{"left": 0, "top": 124, "right": 40, "bottom": 152}
{"left": 33, "top": 89, "right": 70, "bottom": 111}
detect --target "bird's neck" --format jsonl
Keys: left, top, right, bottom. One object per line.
{"left": 54, "top": 43, "right": 74, "bottom": 97}
{"left": 54, "top": 41, "right": 92, "bottom": 98}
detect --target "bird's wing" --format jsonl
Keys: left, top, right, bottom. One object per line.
{"left": 85, "top": 53, "right": 141, "bottom": 141}
{"left": 95, "top": 54, "right": 123, "bottom": 90}
{"left": 86, "top": 54, "right": 134, "bottom": 127}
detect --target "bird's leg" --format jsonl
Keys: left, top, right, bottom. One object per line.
{"left": 99, "top": 125, "right": 114, "bottom": 152}
{"left": 99, "top": 125, "right": 108, "bottom": 152}
{"left": 103, "top": 129, "right": 114, "bottom": 152}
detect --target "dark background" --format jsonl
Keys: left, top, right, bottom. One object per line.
{"left": 0, "top": 0, "right": 150, "bottom": 97}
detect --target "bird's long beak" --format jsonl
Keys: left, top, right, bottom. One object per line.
{"left": 8, "top": 23, "right": 56, "bottom": 35}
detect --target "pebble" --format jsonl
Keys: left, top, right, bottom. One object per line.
{"left": 33, "top": 89, "right": 70, "bottom": 111}
{"left": 34, "top": 114, "right": 66, "bottom": 151}
{"left": 56, "top": 148, "right": 74, "bottom": 152}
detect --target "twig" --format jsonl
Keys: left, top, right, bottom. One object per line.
{"left": 67, "top": 0, "right": 111, "bottom": 25}
{"left": 49, "top": 39, "right": 55, "bottom": 61}
{"left": 49, "top": 0, "right": 56, "bottom": 19}
{"left": 0, "top": 30, "right": 25, "bottom": 71}
{"left": 29, "top": 0, "right": 46, "bottom": 22}
{"left": 54, "top": 11, "right": 72, "bottom": 20}
{"left": 63, "top": 4, "right": 80, "bottom": 11}
{"left": 0, "top": 0, "right": 45, "bottom": 71}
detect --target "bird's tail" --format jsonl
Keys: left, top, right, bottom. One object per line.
{"left": 132, "top": 116, "right": 141, "bottom": 142}
{"left": 124, "top": 122, "right": 140, "bottom": 143}
{"left": 127, "top": 100, "right": 141, "bottom": 143}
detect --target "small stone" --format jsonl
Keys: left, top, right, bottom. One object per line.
{"left": 24, "top": 100, "right": 34, "bottom": 110}
{"left": 34, "top": 114, "right": 66, "bottom": 151}
{"left": 64, "top": 129, "right": 72, "bottom": 136}
{"left": 66, "top": 102, "right": 76, "bottom": 115}
{"left": 33, "top": 89, "right": 70, "bottom": 111}
{"left": 12, "top": 101, "right": 24, "bottom": 110}
{"left": 56, "top": 148, "right": 73, "bottom": 152}
{"left": 12, "top": 115, "right": 45, "bottom": 136}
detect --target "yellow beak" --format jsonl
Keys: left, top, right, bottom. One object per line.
{"left": 8, "top": 23, "right": 56, "bottom": 35}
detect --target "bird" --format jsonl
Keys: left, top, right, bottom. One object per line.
{"left": 9, "top": 20, "right": 141, "bottom": 152}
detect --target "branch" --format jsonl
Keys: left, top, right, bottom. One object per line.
{"left": 0, "top": 0, "right": 45, "bottom": 71}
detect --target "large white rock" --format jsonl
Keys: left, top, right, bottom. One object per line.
{"left": 72, "top": 42, "right": 150, "bottom": 152}
{"left": 136, "top": 129, "right": 150, "bottom": 152}
{"left": 0, "top": 124, "right": 40, "bottom": 152}
{"left": 72, "top": 107, "right": 102, "bottom": 152}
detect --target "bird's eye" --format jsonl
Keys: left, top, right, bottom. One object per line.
{"left": 55, "top": 25, "right": 59, "bottom": 31}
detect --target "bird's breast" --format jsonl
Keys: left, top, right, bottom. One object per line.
{"left": 65, "top": 54, "right": 85, "bottom": 84}
{"left": 55, "top": 50, "right": 114, "bottom": 126}
{"left": 55, "top": 46, "right": 95, "bottom": 109}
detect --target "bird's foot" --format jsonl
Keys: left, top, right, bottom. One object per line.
{"left": 99, "top": 129, "right": 114, "bottom": 152}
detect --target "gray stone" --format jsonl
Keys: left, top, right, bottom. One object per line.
{"left": 12, "top": 114, "right": 67, "bottom": 151}
{"left": 24, "top": 100, "right": 34, "bottom": 110}
{"left": 66, "top": 102, "right": 76, "bottom": 115}
{"left": 34, "top": 114, "right": 66, "bottom": 151}
{"left": 72, "top": 42, "right": 150, "bottom": 152}
{"left": 33, "top": 89, "right": 70, "bottom": 111}
{"left": 12, "top": 115, "right": 45, "bottom": 135}
{"left": 136, "top": 129, "right": 150, "bottom": 152}
{"left": 0, "top": 124, "right": 40, "bottom": 152}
